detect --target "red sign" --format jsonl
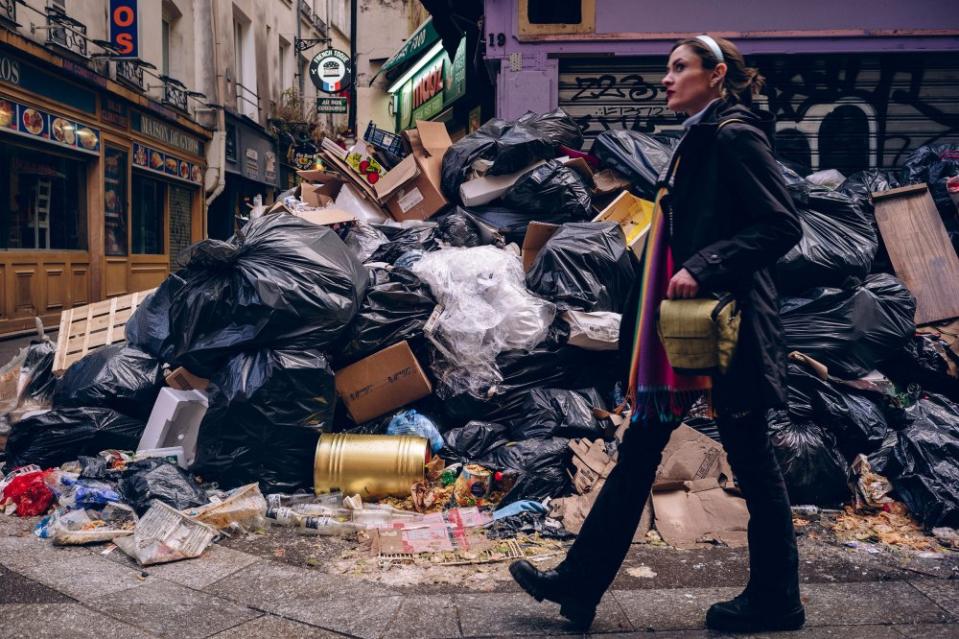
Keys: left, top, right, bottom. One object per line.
{"left": 412, "top": 60, "right": 444, "bottom": 110}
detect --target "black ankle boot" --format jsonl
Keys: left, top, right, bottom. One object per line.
{"left": 705, "top": 591, "right": 805, "bottom": 633}
{"left": 509, "top": 560, "right": 597, "bottom": 630}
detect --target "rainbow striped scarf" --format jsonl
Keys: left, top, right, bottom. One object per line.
{"left": 625, "top": 186, "right": 712, "bottom": 424}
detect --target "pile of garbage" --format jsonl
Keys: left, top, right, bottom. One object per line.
{"left": 1, "top": 112, "right": 957, "bottom": 566}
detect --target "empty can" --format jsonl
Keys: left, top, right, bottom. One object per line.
{"left": 313, "top": 433, "right": 429, "bottom": 499}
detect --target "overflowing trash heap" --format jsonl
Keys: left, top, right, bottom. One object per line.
{"left": 1, "top": 110, "right": 958, "bottom": 566}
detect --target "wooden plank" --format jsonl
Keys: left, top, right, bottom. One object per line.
{"left": 871, "top": 183, "right": 929, "bottom": 201}
{"left": 873, "top": 184, "right": 959, "bottom": 325}
{"left": 53, "top": 288, "right": 156, "bottom": 374}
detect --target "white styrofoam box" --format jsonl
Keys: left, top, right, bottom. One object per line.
{"left": 137, "top": 388, "right": 209, "bottom": 469}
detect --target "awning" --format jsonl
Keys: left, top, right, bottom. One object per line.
{"left": 368, "top": 18, "right": 441, "bottom": 86}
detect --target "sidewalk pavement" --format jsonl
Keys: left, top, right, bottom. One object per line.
{"left": 1, "top": 514, "right": 957, "bottom": 639}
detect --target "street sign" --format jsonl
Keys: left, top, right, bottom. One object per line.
{"left": 309, "top": 49, "right": 353, "bottom": 94}
{"left": 316, "top": 97, "right": 348, "bottom": 114}
{"left": 109, "top": 0, "right": 138, "bottom": 57}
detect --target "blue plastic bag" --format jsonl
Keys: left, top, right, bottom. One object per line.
{"left": 386, "top": 409, "right": 443, "bottom": 453}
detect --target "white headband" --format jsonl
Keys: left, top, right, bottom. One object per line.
{"left": 696, "top": 34, "right": 725, "bottom": 64}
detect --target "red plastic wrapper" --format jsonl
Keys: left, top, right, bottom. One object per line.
{"left": 1, "top": 470, "right": 55, "bottom": 517}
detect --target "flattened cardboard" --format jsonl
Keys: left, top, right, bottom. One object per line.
{"left": 165, "top": 367, "right": 210, "bottom": 392}
{"left": 521, "top": 221, "right": 560, "bottom": 271}
{"left": 592, "top": 168, "right": 631, "bottom": 196}
{"left": 655, "top": 425, "right": 734, "bottom": 486}
{"left": 296, "top": 208, "right": 358, "bottom": 226}
{"left": 334, "top": 340, "right": 432, "bottom": 424}
{"left": 594, "top": 191, "right": 654, "bottom": 260}
{"left": 458, "top": 160, "right": 547, "bottom": 207}
{"left": 375, "top": 120, "right": 452, "bottom": 222}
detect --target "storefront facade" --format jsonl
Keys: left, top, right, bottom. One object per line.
{"left": 207, "top": 113, "right": 279, "bottom": 240}
{"left": 0, "top": 40, "right": 209, "bottom": 335}
{"left": 481, "top": 0, "right": 959, "bottom": 172}
{"left": 384, "top": 18, "right": 487, "bottom": 138}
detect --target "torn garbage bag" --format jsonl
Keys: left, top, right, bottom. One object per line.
{"left": 502, "top": 160, "right": 592, "bottom": 221}
{"left": 411, "top": 246, "right": 555, "bottom": 397}
{"left": 526, "top": 222, "right": 636, "bottom": 313}
{"left": 119, "top": 458, "right": 207, "bottom": 514}
{"left": 126, "top": 213, "right": 367, "bottom": 378}
{"left": 870, "top": 393, "right": 959, "bottom": 528}
{"left": 365, "top": 223, "right": 438, "bottom": 265}
{"left": 435, "top": 210, "right": 483, "bottom": 247}
{"left": 476, "top": 437, "right": 571, "bottom": 505}
{"left": 591, "top": 130, "right": 679, "bottom": 199}
{"left": 776, "top": 188, "right": 878, "bottom": 293}
{"left": 768, "top": 409, "right": 850, "bottom": 506}
{"left": 780, "top": 273, "right": 916, "bottom": 379}
{"left": 3, "top": 407, "right": 145, "bottom": 471}
{"left": 53, "top": 344, "right": 163, "bottom": 421}
{"left": 19, "top": 340, "right": 56, "bottom": 406}
{"left": 193, "top": 348, "right": 334, "bottom": 494}
{"left": 344, "top": 223, "right": 389, "bottom": 262}
{"left": 334, "top": 266, "right": 435, "bottom": 366}
{"left": 511, "top": 388, "right": 612, "bottom": 440}
{"left": 880, "top": 333, "right": 959, "bottom": 402}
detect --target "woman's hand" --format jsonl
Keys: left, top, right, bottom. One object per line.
{"left": 666, "top": 268, "right": 699, "bottom": 299}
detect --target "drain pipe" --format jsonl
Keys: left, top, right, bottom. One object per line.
{"left": 203, "top": 0, "right": 226, "bottom": 209}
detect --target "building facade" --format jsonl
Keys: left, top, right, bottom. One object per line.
{"left": 0, "top": 0, "right": 211, "bottom": 335}
{"left": 482, "top": 0, "right": 959, "bottom": 174}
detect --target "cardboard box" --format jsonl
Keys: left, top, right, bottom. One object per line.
{"left": 296, "top": 208, "right": 358, "bottom": 226}
{"left": 375, "top": 121, "right": 452, "bottom": 222}
{"left": 458, "top": 160, "right": 548, "bottom": 207}
{"left": 335, "top": 340, "right": 432, "bottom": 424}
{"left": 521, "top": 221, "right": 560, "bottom": 271}
{"left": 593, "top": 191, "right": 654, "bottom": 260}
{"left": 165, "top": 366, "right": 210, "bottom": 392}
{"left": 137, "top": 388, "right": 209, "bottom": 468}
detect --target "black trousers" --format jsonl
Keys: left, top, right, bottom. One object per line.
{"left": 561, "top": 410, "right": 800, "bottom": 606}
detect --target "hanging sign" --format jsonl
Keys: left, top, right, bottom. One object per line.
{"left": 309, "top": 49, "right": 353, "bottom": 94}
{"left": 109, "top": 0, "right": 139, "bottom": 57}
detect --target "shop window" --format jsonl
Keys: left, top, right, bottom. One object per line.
{"left": 132, "top": 174, "right": 165, "bottom": 255}
{"left": 1, "top": 143, "right": 87, "bottom": 251}
{"left": 527, "top": 0, "right": 581, "bottom": 24}
{"left": 104, "top": 147, "right": 128, "bottom": 256}
{"left": 168, "top": 185, "right": 193, "bottom": 270}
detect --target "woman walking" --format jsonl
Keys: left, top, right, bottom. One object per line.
{"left": 509, "top": 35, "right": 805, "bottom": 633}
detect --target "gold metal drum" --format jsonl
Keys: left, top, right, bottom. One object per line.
{"left": 314, "top": 433, "right": 429, "bottom": 499}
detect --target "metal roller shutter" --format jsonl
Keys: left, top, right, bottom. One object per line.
{"left": 558, "top": 53, "right": 959, "bottom": 173}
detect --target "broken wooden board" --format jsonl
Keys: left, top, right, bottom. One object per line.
{"left": 54, "top": 289, "right": 155, "bottom": 374}
{"left": 872, "top": 183, "right": 959, "bottom": 325}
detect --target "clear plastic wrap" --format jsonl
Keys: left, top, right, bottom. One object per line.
{"left": 411, "top": 246, "right": 556, "bottom": 396}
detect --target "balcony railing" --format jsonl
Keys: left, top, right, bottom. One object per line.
{"left": 0, "top": 0, "right": 16, "bottom": 26}
{"left": 235, "top": 81, "right": 259, "bottom": 119}
{"left": 161, "top": 76, "right": 188, "bottom": 112}
{"left": 45, "top": 6, "right": 87, "bottom": 58}
{"left": 115, "top": 60, "right": 144, "bottom": 91}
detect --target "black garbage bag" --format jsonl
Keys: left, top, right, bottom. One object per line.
{"left": 903, "top": 144, "right": 959, "bottom": 228}
{"left": 441, "top": 109, "right": 583, "bottom": 201}
{"left": 126, "top": 214, "right": 367, "bottom": 377}
{"left": 776, "top": 188, "right": 878, "bottom": 293}
{"left": 592, "top": 130, "right": 679, "bottom": 199}
{"left": 837, "top": 168, "right": 903, "bottom": 203}
{"left": 53, "top": 344, "right": 163, "bottom": 421}
{"left": 439, "top": 421, "right": 510, "bottom": 463}
{"left": 334, "top": 267, "right": 435, "bottom": 366}
{"left": 880, "top": 333, "right": 959, "bottom": 402}
{"left": 3, "top": 407, "right": 144, "bottom": 471}
{"left": 784, "top": 362, "right": 892, "bottom": 458}
{"left": 435, "top": 210, "right": 482, "bottom": 247}
{"left": 768, "top": 409, "right": 850, "bottom": 506}
{"left": 20, "top": 341, "right": 56, "bottom": 404}
{"left": 780, "top": 273, "right": 916, "bottom": 379}
{"left": 511, "top": 388, "right": 611, "bottom": 440}
{"left": 486, "top": 511, "right": 574, "bottom": 541}
{"left": 476, "top": 437, "right": 571, "bottom": 505}
{"left": 869, "top": 393, "right": 959, "bottom": 528}
{"left": 365, "top": 223, "right": 439, "bottom": 265}
{"left": 464, "top": 205, "right": 537, "bottom": 245}
{"left": 193, "top": 348, "right": 334, "bottom": 493}
{"left": 502, "top": 160, "right": 592, "bottom": 221}
{"left": 119, "top": 458, "right": 207, "bottom": 514}
{"left": 435, "top": 322, "right": 621, "bottom": 425}
{"left": 527, "top": 222, "right": 637, "bottom": 313}
{"left": 344, "top": 223, "right": 389, "bottom": 262}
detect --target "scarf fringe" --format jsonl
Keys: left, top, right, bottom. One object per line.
{"left": 630, "top": 387, "right": 712, "bottom": 425}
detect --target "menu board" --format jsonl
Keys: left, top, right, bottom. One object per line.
{"left": 0, "top": 94, "right": 100, "bottom": 155}
{"left": 132, "top": 141, "right": 202, "bottom": 185}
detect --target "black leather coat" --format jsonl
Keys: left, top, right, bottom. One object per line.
{"left": 621, "top": 99, "right": 802, "bottom": 414}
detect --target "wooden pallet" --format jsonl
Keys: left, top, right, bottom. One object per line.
{"left": 53, "top": 289, "right": 156, "bottom": 374}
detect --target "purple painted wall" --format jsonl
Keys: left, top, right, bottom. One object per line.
{"left": 483, "top": 0, "right": 959, "bottom": 168}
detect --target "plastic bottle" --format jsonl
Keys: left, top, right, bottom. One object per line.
{"left": 299, "top": 516, "right": 362, "bottom": 537}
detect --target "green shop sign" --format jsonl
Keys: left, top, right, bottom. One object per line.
{"left": 393, "top": 36, "right": 465, "bottom": 131}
